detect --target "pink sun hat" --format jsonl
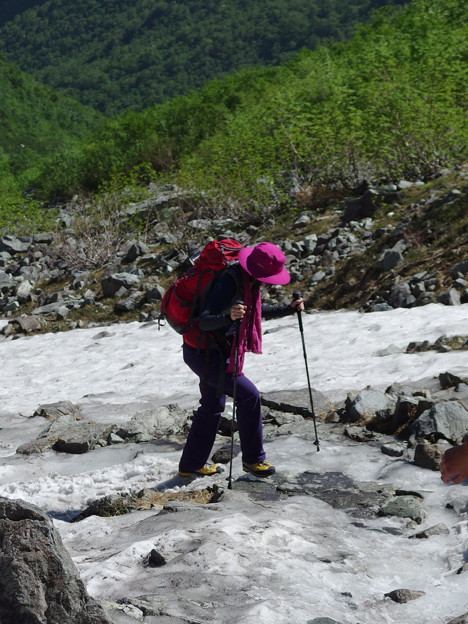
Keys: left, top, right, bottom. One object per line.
{"left": 238, "top": 242, "right": 291, "bottom": 285}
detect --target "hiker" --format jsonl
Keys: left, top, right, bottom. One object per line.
{"left": 178, "top": 242, "right": 304, "bottom": 479}
{"left": 440, "top": 440, "right": 468, "bottom": 484}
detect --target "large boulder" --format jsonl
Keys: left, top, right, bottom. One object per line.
{"left": 0, "top": 497, "right": 111, "bottom": 624}
{"left": 343, "top": 189, "right": 400, "bottom": 221}
{"left": 0, "top": 235, "right": 31, "bottom": 255}
{"left": 117, "top": 404, "right": 190, "bottom": 442}
{"left": 411, "top": 402, "right": 468, "bottom": 444}
{"left": 344, "top": 389, "right": 396, "bottom": 427}
{"left": 101, "top": 272, "right": 141, "bottom": 298}
{"left": 261, "top": 388, "right": 336, "bottom": 420}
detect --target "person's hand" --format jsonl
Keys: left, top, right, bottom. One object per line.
{"left": 290, "top": 297, "right": 304, "bottom": 312}
{"left": 230, "top": 303, "right": 246, "bottom": 321}
{"left": 440, "top": 441, "right": 468, "bottom": 484}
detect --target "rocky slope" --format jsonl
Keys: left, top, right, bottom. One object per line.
{"left": 0, "top": 165, "right": 466, "bottom": 339}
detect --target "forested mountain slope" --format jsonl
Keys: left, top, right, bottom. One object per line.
{"left": 0, "top": 54, "right": 102, "bottom": 195}
{"left": 0, "top": 0, "right": 407, "bottom": 115}
{"left": 29, "top": 0, "right": 463, "bottom": 203}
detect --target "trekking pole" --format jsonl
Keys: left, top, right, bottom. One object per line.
{"left": 293, "top": 290, "right": 320, "bottom": 451}
{"left": 227, "top": 300, "right": 243, "bottom": 490}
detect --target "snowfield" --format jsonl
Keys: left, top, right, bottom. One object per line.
{"left": 0, "top": 303, "right": 467, "bottom": 623}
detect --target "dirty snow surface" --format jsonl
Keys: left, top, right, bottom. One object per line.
{"left": 1, "top": 303, "right": 467, "bottom": 624}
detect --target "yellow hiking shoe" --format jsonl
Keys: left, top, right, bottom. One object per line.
{"left": 242, "top": 460, "right": 276, "bottom": 477}
{"left": 178, "top": 463, "right": 224, "bottom": 478}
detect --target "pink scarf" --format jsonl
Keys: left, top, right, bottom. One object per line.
{"left": 226, "top": 272, "right": 262, "bottom": 375}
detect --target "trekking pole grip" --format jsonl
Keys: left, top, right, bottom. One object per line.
{"left": 292, "top": 290, "right": 304, "bottom": 332}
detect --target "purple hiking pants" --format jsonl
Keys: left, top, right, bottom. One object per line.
{"left": 179, "top": 343, "right": 266, "bottom": 472}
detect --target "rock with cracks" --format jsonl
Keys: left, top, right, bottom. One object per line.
{"left": 0, "top": 497, "right": 111, "bottom": 624}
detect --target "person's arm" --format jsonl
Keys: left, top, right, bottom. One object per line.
{"left": 262, "top": 296, "right": 304, "bottom": 320}
{"left": 198, "top": 272, "right": 239, "bottom": 332}
{"left": 440, "top": 439, "right": 468, "bottom": 484}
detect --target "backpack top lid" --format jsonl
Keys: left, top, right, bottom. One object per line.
{"left": 159, "top": 238, "right": 242, "bottom": 340}
{"left": 193, "top": 238, "right": 242, "bottom": 272}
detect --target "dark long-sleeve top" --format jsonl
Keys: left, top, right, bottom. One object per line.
{"left": 198, "top": 264, "right": 295, "bottom": 336}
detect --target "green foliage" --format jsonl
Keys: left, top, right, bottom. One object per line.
{"left": 1, "top": 0, "right": 466, "bottom": 221}
{"left": 0, "top": 53, "right": 103, "bottom": 207}
{"left": 0, "top": 0, "right": 407, "bottom": 115}
{"left": 0, "top": 190, "right": 58, "bottom": 237}
{"left": 171, "top": 0, "right": 467, "bottom": 214}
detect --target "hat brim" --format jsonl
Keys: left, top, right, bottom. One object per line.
{"left": 238, "top": 247, "right": 291, "bottom": 285}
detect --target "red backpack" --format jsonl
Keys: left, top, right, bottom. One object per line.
{"left": 159, "top": 238, "right": 242, "bottom": 346}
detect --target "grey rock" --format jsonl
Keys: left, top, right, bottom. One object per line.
{"left": 379, "top": 494, "right": 426, "bottom": 524}
{"left": 101, "top": 272, "right": 141, "bottom": 298}
{"left": 33, "top": 401, "right": 81, "bottom": 421}
{"left": 376, "top": 395, "right": 432, "bottom": 436}
{"left": 143, "top": 549, "right": 167, "bottom": 567}
{"left": 343, "top": 189, "right": 400, "bottom": 220}
{"left": 384, "top": 588, "right": 425, "bottom": 603}
{"left": 308, "top": 619, "right": 342, "bottom": 624}
{"left": 117, "top": 404, "right": 190, "bottom": 442}
{"left": 0, "top": 250, "right": 12, "bottom": 264}
{"left": 389, "top": 282, "right": 416, "bottom": 308}
{"left": 261, "top": 388, "right": 336, "bottom": 420}
{"left": 368, "top": 302, "right": 393, "bottom": 312}
{"left": 0, "top": 497, "right": 111, "bottom": 624}
{"left": 114, "top": 295, "right": 140, "bottom": 313}
{"left": 415, "top": 292, "right": 437, "bottom": 306}
{"left": 447, "top": 614, "right": 468, "bottom": 624}
{"left": 278, "top": 471, "right": 394, "bottom": 519}
{"left": 292, "top": 213, "right": 311, "bottom": 228}
{"left": 302, "top": 234, "right": 318, "bottom": 252}
{"left": 376, "top": 249, "right": 404, "bottom": 272}
{"left": 345, "top": 426, "right": 382, "bottom": 443}
{"left": 270, "top": 411, "right": 305, "bottom": 426}
{"left": 413, "top": 441, "right": 446, "bottom": 470}
{"left": 381, "top": 442, "right": 406, "bottom": 457}
{"left": 121, "top": 240, "right": 150, "bottom": 264}
{"left": 52, "top": 422, "right": 117, "bottom": 454}
{"left": 311, "top": 270, "right": 327, "bottom": 282}
{"left": 452, "top": 260, "right": 468, "bottom": 277}
{"left": 344, "top": 389, "right": 396, "bottom": 426}
{"left": 33, "top": 232, "right": 54, "bottom": 244}
{"left": 0, "top": 235, "right": 31, "bottom": 255}
{"left": 3, "top": 300, "right": 19, "bottom": 312}
{"left": 409, "top": 523, "right": 450, "bottom": 539}
{"left": 211, "top": 443, "right": 241, "bottom": 464}
{"left": 0, "top": 271, "right": 15, "bottom": 292}
{"left": 412, "top": 401, "right": 468, "bottom": 444}
{"left": 434, "top": 383, "right": 468, "bottom": 411}
{"left": 16, "top": 279, "right": 34, "bottom": 303}
{"left": 32, "top": 302, "right": 71, "bottom": 318}
{"left": 145, "top": 285, "right": 164, "bottom": 303}
{"left": 439, "top": 371, "right": 467, "bottom": 389}
{"left": 397, "top": 180, "right": 415, "bottom": 190}
{"left": 16, "top": 412, "right": 109, "bottom": 455}
{"left": 188, "top": 218, "right": 212, "bottom": 230}
{"left": 438, "top": 288, "right": 461, "bottom": 306}
{"left": 13, "top": 315, "right": 43, "bottom": 333}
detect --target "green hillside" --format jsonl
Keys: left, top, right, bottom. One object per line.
{"left": 0, "top": 0, "right": 407, "bottom": 115}
{"left": 0, "top": 0, "right": 465, "bottom": 236}
{"left": 30, "top": 0, "right": 465, "bottom": 204}
{"left": 0, "top": 54, "right": 102, "bottom": 210}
